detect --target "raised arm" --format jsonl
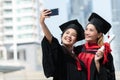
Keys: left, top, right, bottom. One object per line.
{"left": 40, "top": 9, "right": 52, "bottom": 43}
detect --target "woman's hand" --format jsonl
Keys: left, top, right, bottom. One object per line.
{"left": 95, "top": 49, "right": 104, "bottom": 62}
{"left": 94, "top": 49, "right": 104, "bottom": 72}
{"left": 40, "top": 9, "right": 52, "bottom": 23}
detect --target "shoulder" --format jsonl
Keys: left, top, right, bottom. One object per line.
{"left": 42, "top": 36, "right": 59, "bottom": 44}
{"left": 41, "top": 36, "right": 62, "bottom": 50}
{"left": 74, "top": 44, "right": 84, "bottom": 55}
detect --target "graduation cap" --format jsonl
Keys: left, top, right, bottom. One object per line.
{"left": 88, "top": 13, "right": 111, "bottom": 34}
{"left": 59, "top": 19, "right": 85, "bottom": 41}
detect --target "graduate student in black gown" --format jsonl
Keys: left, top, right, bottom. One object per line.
{"left": 77, "top": 13, "right": 116, "bottom": 80}
{"left": 40, "top": 9, "right": 86, "bottom": 80}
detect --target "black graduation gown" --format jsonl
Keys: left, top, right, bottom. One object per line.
{"left": 41, "top": 37, "right": 86, "bottom": 80}
{"left": 87, "top": 53, "right": 116, "bottom": 80}
{"left": 76, "top": 44, "right": 116, "bottom": 80}
{"left": 90, "top": 54, "right": 116, "bottom": 80}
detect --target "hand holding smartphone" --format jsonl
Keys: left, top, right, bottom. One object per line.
{"left": 48, "top": 8, "right": 59, "bottom": 16}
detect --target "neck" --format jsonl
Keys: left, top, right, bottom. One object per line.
{"left": 87, "top": 40, "right": 97, "bottom": 44}
{"left": 88, "top": 42, "right": 97, "bottom": 44}
{"left": 85, "top": 42, "right": 100, "bottom": 49}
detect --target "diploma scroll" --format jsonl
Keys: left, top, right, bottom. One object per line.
{"left": 99, "top": 35, "right": 115, "bottom": 51}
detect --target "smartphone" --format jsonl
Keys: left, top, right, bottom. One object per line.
{"left": 48, "top": 8, "right": 59, "bottom": 16}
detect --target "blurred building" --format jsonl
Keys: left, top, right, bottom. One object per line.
{"left": 69, "top": 0, "right": 85, "bottom": 27}
{"left": 0, "top": 0, "right": 43, "bottom": 73}
{"left": 111, "top": 0, "right": 120, "bottom": 71}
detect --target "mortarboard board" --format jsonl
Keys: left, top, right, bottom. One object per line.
{"left": 59, "top": 19, "right": 84, "bottom": 41}
{"left": 88, "top": 13, "right": 111, "bottom": 34}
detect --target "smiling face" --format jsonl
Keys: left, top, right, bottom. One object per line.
{"left": 85, "top": 24, "right": 102, "bottom": 43}
{"left": 61, "top": 28, "right": 77, "bottom": 47}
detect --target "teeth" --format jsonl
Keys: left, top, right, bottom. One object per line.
{"left": 66, "top": 37, "right": 69, "bottom": 40}
{"left": 66, "top": 39, "right": 70, "bottom": 42}
{"left": 64, "top": 37, "right": 71, "bottom": 42}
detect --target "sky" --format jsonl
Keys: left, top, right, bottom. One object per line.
{"left": 41, "top": 0, "right": 70, "bottom": 40}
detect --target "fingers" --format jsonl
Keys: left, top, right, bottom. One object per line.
{"left": 41, "top": 9, "right": 52, "bottom": 17}
{"left": 94, "top": 54, "right": 103, "bottom": 62}
{"left": 95, "top": 50, "right": 104, "bottom": 61}
{"left": 96, "top": 50, "right": 103, "bottom": 57}
{"left": 40, "top": 9, "right": 52, "bottom": 23}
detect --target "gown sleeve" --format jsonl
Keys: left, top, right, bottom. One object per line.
{"left": 41, "top": 36, "right": 61, "bottom": 78}
{"left": 99, "top": 53, "right": 116, "bottom": 80}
